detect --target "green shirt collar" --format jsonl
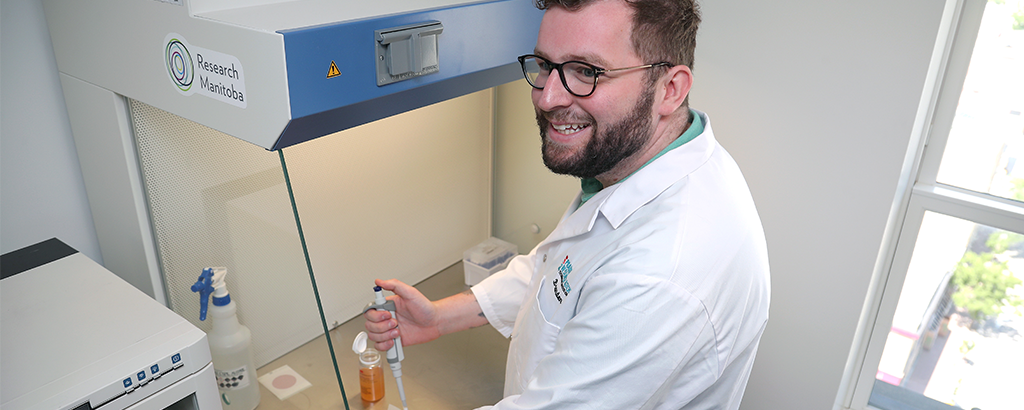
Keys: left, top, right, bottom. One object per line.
{"left": 579, "top": 109, "right": 704, "bottom": 206}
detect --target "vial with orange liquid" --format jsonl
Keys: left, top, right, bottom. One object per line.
{"left": 353, "top": 331, "right": 385, "bottom": 402}
{"left": 358, "top": 348, "right": 385, "bottom": 402}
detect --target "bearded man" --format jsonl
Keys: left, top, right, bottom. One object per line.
{"left": 365, "top": 1, "right": 770, "bottom": 408}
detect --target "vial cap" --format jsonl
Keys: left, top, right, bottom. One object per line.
{"left": 352, "top": 331, "right": 369, "bottom": 354}
{"left": 352, "top": 332, "right": 381, "bottom": 366}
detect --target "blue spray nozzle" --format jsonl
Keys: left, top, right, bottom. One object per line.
{"left": 191, "top": 268, "right": 215, "bottom": 321}
{"left": 374, "top": 286, "right": 383, "bottom": 292}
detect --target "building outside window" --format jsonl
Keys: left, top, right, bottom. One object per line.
{"left": 842, "top": 0, "right": 1024, "bottom": 409}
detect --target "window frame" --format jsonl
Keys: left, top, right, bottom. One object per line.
{"left": 838, "top": 0, "right": 1024, "bottom": 408}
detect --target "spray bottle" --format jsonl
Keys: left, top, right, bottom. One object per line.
{"left": 191, "top": 267, "right": 260, "bottom": 410}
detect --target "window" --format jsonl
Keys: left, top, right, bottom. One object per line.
{"left": 870, "top": 214, "right": 1022, "bottom": 409}
{"left": 934, "top": 1, "right": 1024, "bottom": 203}
{"left": 842, "top": 0, "right": 1024, "bottom": 409}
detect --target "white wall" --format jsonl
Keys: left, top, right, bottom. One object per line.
{"left": 0, "top": 0, "right": 102, "bottom": 262}
{"left": 691, "top": 1, "right": 946, "bottom": 408}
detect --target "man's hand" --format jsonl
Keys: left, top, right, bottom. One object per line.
{"left": 364, "top": 279, "right": 443, "bottom": 351}
{"left": 364, "top": 278, "right": 492, "bottom": 351}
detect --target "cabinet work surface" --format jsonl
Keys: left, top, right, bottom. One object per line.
{"left": 255, "top": 262, "right": 511, "bottom": 410}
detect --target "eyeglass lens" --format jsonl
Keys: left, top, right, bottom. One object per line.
{"left": 521, "top": 56, "right": 598, "bottom": 96}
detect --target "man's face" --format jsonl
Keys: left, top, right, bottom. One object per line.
{"left": 533, "top": 1, "right": 657, "bottom": 179}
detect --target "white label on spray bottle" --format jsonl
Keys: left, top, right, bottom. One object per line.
{"left": 215, "top": 365, "right": 252, "bottom": 390}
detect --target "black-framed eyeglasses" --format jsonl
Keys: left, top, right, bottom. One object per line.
{"left": 517, "top": 54, "right": 671, "bottom": 97}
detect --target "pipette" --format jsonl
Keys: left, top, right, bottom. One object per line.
{"left": 368, "top": 286, "right": 409, "bottom": 410}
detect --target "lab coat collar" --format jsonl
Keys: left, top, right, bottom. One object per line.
{"left": 546, "top": 110, "right": 717, "bottom": 243}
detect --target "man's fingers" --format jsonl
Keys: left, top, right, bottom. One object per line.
{"left": 375, "top": 278, "right": 422, "bottom": 303}
{"left": 373, "top": 340, "right": 394, "bottom": 352}
{"left": 364, "top": 318, "right": 396, "bottom": 334}
{"left": 364, "top": 308, "right": 391, "bottom": 322}
{"left": 374, "top": 278, "right": 399, "bottom": 292}
{"left": 387, "top": 279, "right": 419, "bottom": 300}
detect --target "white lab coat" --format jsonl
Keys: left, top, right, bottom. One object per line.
{"left": 471, "top": 111, "right": 770, "bottom": 410}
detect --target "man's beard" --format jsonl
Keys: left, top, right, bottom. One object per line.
{"left": 537, "top": 85, "right": 656, "bottom": 179}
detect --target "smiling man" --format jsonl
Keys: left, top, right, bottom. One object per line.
{"left": 364, "top": 1, "right": 771, "bottom": 408}
{"left": 529, "top": 1, "right": 686, "bottom": 187}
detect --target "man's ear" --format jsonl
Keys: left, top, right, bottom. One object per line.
{"left": 656, "top": 65, "right": 693, "bottom": 116}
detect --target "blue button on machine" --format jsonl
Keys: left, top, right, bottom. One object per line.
{"left": 137, "top": 371, "right": 146, "bottom": 381}
{"left": 151, "top": 364, "right": 159, "bottom": 374}
{"left": 171, "top": 353, "right": 181, "bottom": 364}
{"left": 123, "top": 378, "right": 132, "bottom": 388}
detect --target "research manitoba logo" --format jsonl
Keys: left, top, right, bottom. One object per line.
{"left": 165, "top": 38, "right": 193, "bottom": 91}
{"left": 163, "top": 33, "right": 247, "bottom": 108}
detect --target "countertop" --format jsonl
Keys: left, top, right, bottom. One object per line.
{"left": 254, "top": 262, "right": 510, "bottom": 410}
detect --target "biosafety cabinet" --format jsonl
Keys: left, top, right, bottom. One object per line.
{"left": 39, "top": 0, "right": 541, "bottom": 408}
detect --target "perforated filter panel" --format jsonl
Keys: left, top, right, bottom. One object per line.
{"left": 129, "top": 90, "right": 493, "bottom": 368}
{"left": 130, "top": 100, "right": 320, "bottom": 367}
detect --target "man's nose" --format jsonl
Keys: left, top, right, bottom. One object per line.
{"left": 534, "top": 71, "right": 573, "bottom": 111}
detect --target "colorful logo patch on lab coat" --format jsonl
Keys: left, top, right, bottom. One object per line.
{"left": 552, "top": 256, "right": 573, "bottom": 303}
{"left": 558, "top": 256, "right": 573, "bottom": 295}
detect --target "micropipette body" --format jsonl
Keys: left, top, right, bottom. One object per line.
{"left": 373, "top": 286, "right": 409, "bottom": 410}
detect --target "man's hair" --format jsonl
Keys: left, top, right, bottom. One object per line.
{"left": 534, "top": 0, "right": 701, "bottom": 70}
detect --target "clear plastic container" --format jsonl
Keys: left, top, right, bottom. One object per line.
{"left": 463, "top": 237, "right": 518, "bottom": 286}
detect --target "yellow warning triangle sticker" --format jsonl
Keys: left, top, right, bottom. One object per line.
{"left": 327, "top": 61, "right": 341, "bottom": 78}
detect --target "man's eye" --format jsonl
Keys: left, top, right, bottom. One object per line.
{"left": 570, "top": 65, "right": 598, "bottom": 78}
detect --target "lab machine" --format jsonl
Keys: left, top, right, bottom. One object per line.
{"left": 1, "top": 239, "right": 219, "bottom": 410}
